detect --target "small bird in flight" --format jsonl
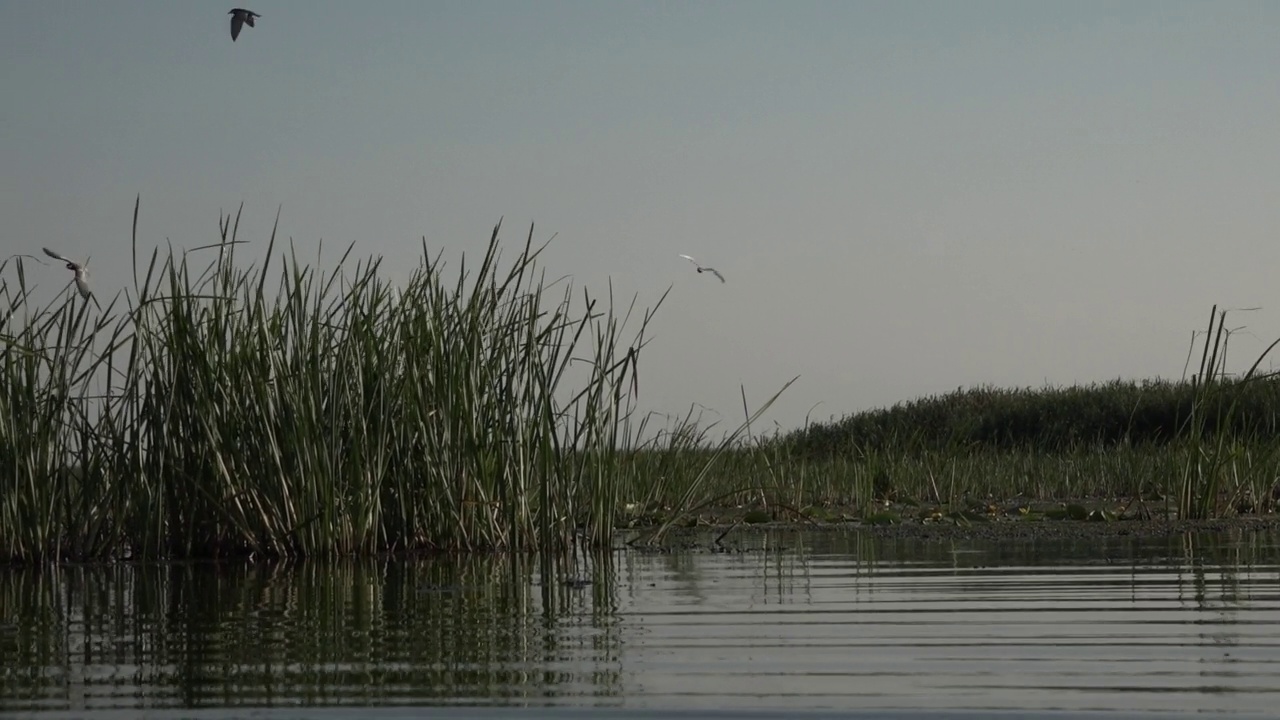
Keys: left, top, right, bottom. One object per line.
{"left": 42, "top": 247, "right": 98, "bottom": 307}
{"left": 229, "top": 8, "right": 260, "bottom": 42}
{"left": 679, "top": 254, "right": 725, "bottom": 283}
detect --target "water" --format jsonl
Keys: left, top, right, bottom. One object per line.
{"left": 2, "top": 529, "right": 1279, "bottom": 719}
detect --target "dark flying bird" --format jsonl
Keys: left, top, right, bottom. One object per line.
{"left": 41, "top": 247, "right": 96, "bottom": 304}
{"left": 678, "top": 254, "right": 726, "bottom": 283}
{"left": 229, "top": 8, "right": 260, "bottom": 42}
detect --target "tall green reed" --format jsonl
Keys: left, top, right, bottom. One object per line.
{"left": 1178, "top": 305, "right": 1280, "bottom": 519}
{"left": 0, "top": 199, "right": 663, "bottom": 561}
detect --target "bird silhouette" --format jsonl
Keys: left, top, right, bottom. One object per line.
{"left": 229, "top": 8, "right": 260, "bottom": 42}
{"left": 679, "top": 254, "right": 726, "bottom": 283}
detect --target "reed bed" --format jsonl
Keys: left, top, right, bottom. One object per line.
{"left": 754, "top": 305, "right": 1280, "bottom": 520}
{"left": 630, "top": 414, "right": 1280, "bottom": 528}
{"left": 0, "top": 201, "right": 671, "bottom": 562}
{"left": 4, "top": 201, "right": 1278, "bottom": 563}
{"left": 601, "top": 308, "right": 1280, "bottom": 528}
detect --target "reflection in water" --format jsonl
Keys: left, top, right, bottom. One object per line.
{"left": 2, "top": 552, "right": 622, "bottom": 711}
{"left": 2, "top": 530, "right": 1279, "bottom": 716}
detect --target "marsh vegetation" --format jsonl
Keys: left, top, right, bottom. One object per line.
{"left": 2, "top": 201, "right": 1279, "bottom": 563}
{"left": 1, "top": 201, "right": 676, "bottom": 561}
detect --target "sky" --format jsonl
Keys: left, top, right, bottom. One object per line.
{"left": 4, "top": 1, "right": 1280, "bottom": 433}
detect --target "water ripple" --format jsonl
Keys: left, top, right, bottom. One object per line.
{"left": 2, "top": 530, "right": 1279, "bottom": 718}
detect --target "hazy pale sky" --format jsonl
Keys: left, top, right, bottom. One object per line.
{"left": 4, "top": 1, "right": 1280, "bottom": 431}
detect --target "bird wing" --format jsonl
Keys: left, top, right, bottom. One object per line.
{"left": 230, "top": 13, "right": 244, "bottom": 40}
{"left": 42, "top": 247, "right": 71, "bottom": 263}
{"left": 245, "top": 13, "right": 257, "bottom": 27}
{"left": 678, "top": 254, "right": 699, "bottom": 265}
{"left": 708, "top": 268, "right": 726, "bottom": 283}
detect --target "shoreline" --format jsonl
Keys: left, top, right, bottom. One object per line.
{"left": 629, "top": 512, "right": 1280, "bottom": 546}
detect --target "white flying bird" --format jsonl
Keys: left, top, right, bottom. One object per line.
{"left": 229, "top": 8, "right": 260, "bottom": 42}
{"left": 678, "top": 254, "right": 725, "bottom": 283}
{"left": 42, "top": 247, "right": 98, "bottom": 306}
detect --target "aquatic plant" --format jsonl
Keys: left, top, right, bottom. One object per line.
{"left": 677, "top": 307, "right": 1280, "bottom": 523}
{"left": 0, "top": 199, "right": 663, "bottom": 561}
{"left": 1176, "top": 305, "right": 1280, "bottom": 519}
{"left": 6, "top": 200, "right": 1278, "bottom": 564}
{"left": 784, "top": 376, "right": 1280, "bottom": 459}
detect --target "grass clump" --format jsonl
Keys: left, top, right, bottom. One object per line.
{"left": 0, "top": 200, "right": 661, "bottom": 562}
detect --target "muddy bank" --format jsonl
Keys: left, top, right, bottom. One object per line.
{"left": 844, "top": 515, "right": 1280, "bottom": 541}
{"left": 631, "top": 510, "right": 1280, "bottom": 547}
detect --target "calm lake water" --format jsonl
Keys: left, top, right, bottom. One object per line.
{"left": 2, "top": 529, "right": 1279, "bottom": 719}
